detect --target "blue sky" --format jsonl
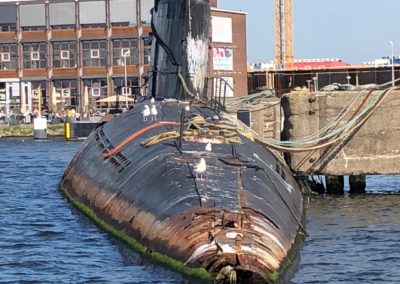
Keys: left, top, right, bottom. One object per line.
{"left": 218, "top": 0, "right": 400, "bottom": 64}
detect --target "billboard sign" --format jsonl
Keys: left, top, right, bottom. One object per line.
{"left": 212, "top": 16, "right": 232, "bottom": 43}
{"left": 213, "top": 47, "right": 233, "bottom": 70}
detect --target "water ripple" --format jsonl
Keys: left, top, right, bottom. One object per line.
{"left": 0, "top": 138, "right": 184, "bottom": 283}
{"left": 2, "top": 138, "right": 400, "bottom": 283}
{"left": 292, "top": 194, "right": 400, "bottom": 283}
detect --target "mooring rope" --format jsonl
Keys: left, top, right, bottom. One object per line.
{"left": 222, "top": 86, "right": 398, "bottom": 153}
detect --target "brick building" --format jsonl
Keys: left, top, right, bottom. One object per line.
{"left": 0, "top": 0, "right": 247, "bottom": 115}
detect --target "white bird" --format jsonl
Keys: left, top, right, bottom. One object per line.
{"left": 150, "top": 97, "right": 155, "bottom": 104}
{"left": 194, "top": 158, "right": 206, "bottom": 180}
{"left": 205, "top": 143, "right": 212, "bottom": 155}
{"left": 142, "top": 104, "right": 150, "bottom": 122}
{"left": 150, "top": 104, "right": 158, "bottom": 121}
{"left": 185, "top": 105, "right": 190, "bottom": 112}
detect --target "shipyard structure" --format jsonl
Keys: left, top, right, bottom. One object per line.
{"left": 0, "top": 0, "right": 248, "bottom": 115}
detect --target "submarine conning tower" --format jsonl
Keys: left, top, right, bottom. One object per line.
{"left": 148, "top": 0, "right": 210, "bottom": 101}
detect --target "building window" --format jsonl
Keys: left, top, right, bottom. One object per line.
{"left": 22, "top": 26, "right": 46, "bottom": 31}
{"left": 0, "top": 44, "right": 17, "bottom": 70}
{"left": 23, "top": 43, "right": 47, "bottom": 69}
{"left": 61, "top": 51, "right": 70, "bottom": 60}
{"left": 121, "top": 48, "right": 130, "bottom": 57}
{"left": 91, "top": 49, "right": 100, "bottom": 59}
{"left": 110, "top": 0, "right": 136, "bottom": 27}
{"left": 91, "top": 88, "right": 101, "bottom": 97}
{"left": 49, "top": 2, "right": 76, "bottom": 30}
{"left": 142, "top": 37, "right": 151, "bottom": 65}
{"left": 79, "top": 1, "right": 106, "bottom": 28}
{"left": 84, "top": 78, "right": 107, "bottom": 109}
{"left": 52, "top": 41, "right": 77, "bottom": 68}
{"left": 0, "top": 24, "right": 16, "bottom": 32}
{"left": 1, "top": 53, "right": 10, "bottom": 62}
{"left": 82, "top": 40, "right": 107, "bottom": 67}
{"left": 54, "top": 79, "right": 78, "bottom": 107}
{"left": 112, "top": 39, "right": 138, "bottom": 65}
{"left": 114, "top": 77, "right": 139, "bottom": 96}
{"left": 31, "top": 52, "right": 40, "bottom": 61}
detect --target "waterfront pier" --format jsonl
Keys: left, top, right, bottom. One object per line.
{"left": 238, "top": 88, "right": 400, "bottom": 194}
{"left": 282, "top": 89, "right": 400, "bottom": 175}
{"left": 283, "top": 89, "right": 400, "bottom": 193}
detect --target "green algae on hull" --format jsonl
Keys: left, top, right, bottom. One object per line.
{"left": 265, "top": 215, "right": 306, "bottom": 283}
{"left": 59, "top": 185, "right": 213, "bottom": 283}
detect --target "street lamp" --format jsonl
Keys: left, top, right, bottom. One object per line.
{"left": 312, "top": 76, "right": 318, "bottom": 92}
{"left": 390, "top": 40, "right": 395, "bottom": 87}
{"left": 306, "top": 79, "right": 312, "bottom": 91}
{"left": 346, "top": 75, "right": 351, "bottom": 85}
{"left": 121, "top": 49, "right": 131, "bottom": 109}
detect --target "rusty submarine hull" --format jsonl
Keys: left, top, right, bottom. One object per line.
{"left": 60, "top": 0, "right": 304, "bottom": 283}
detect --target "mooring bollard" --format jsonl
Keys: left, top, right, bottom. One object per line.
{"left": 33, "top": 117, "right": 47, "bottom": 139}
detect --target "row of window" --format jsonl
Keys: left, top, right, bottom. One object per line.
{"left": 0, "top": 39, "right": 151, "bottom": 70}
{"left": 0, "top": 1, "right": 153, "bottom": 31}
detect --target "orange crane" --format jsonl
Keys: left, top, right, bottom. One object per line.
{"left": 275, "top": 0, "right": 294, "bottom": 69}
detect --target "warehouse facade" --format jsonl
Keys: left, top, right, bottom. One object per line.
{"left": 0, "top": 0, "right": 247, "bottom": 115}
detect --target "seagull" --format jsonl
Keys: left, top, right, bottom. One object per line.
{"left": 185, "top": 105, "right": 190, "bottom": 112}
{"left": 150, "top": 104, "right": 158, "bottom": 121}
{"left": 150, "top": 97, "right": 155, "bottom": 104}
{"left": 194, "top": 158, "right": 206, "bottom": 180}
{"left": 142, "top": 104, "right": 150, "bottom": 122}
{"left": 205, "top": 142, "right": 212, "bottom": 155}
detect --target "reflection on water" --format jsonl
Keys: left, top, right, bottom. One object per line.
{"left": 1, "top": 138, "right": 399, "bottom": 283}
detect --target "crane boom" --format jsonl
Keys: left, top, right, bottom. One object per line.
{"left": 275, "top": 0, "right": 294, "bottom": 69}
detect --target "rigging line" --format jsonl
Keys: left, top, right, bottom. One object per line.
{"left": 271, "top": 88, "right": 388, "bottom": 146}
{"left": 221, "top": 87, "right": 396, "bottom": 152}
{"left": 150, "top": 8, "right": 180, "bottom": 66}
{"left": 264, "top": 87, "right": 397, "bottom": 152}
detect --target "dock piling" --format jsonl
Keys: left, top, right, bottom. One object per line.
{"left": 325, "top": 175, "right": 344, "bottom": 195}
{"left": 349, "top": 175, "right": 366, "bottom": 194}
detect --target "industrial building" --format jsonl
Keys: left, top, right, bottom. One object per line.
{"left": 248, "top": 65, "right": 400, "bottom": 95}
{"left": 0, "top": 0, "right": 248, "bottom": 115}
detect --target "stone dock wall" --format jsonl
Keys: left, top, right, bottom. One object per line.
{"left": 281, "top": 90, "right": 400, "bottom": 175}
{"left": 0, "top": 124, "right": 64, "bottom": 138}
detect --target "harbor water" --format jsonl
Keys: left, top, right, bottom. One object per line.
{"left": 1, "top": 138, "right": 399, "bottom": 283}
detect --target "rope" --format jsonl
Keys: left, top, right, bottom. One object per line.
{"left": 224, "top": 90, "right": 277, "bottom": 113}
{"left": 104, "top": 85, "right": 396, "bottom": 158}
{"left": 220, "top": 86, "right": 398, "bottom": 153}
{"left": 103, "top": 121, "right": 181, "bottom": 159}
{"left": 140, "top": 127, "right": 243, "bottom": 148}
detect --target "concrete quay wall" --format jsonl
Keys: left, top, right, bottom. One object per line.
{"left": 281, "top": 90, "right": 400, "bottom": 175}
{"left": 0, "top": 124, "right": 64, "bottom": 138}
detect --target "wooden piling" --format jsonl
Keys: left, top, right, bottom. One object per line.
{"left": 325, "top": 175, "right": 344, "bottom": 195}
{"left": 349, "top": 175, "right": 366, "bottom": 194}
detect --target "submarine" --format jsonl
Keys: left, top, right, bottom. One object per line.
{"left": 60, "top": 0, "right": 304, "bottom": 283}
